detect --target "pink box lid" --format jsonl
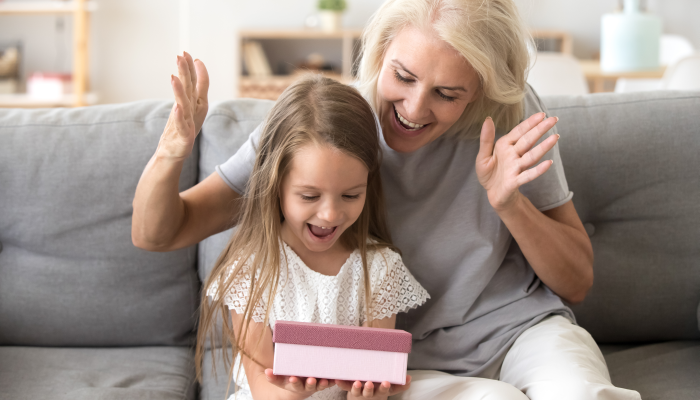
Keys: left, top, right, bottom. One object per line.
{"left": 273, "top": 321, "right": 412, "bottom": 354}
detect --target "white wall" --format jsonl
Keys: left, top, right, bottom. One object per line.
{"left": 1, "top": 0, "right": 698, "bottom": 104}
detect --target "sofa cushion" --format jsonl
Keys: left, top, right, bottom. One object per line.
{"left": 201, "top": 347, "right": 235, "bottom": 400}
{"left": 0, "top": 101, "right": 200, "bottom": 346}
{"left": 197, "top": 99, "right": 274, "bottom": 285}
{"left": 0, "top": 346, "right": 196, "bottom": 400}
{"left": 544, "top": 91, "right": 700, "bottom": 343}
{"left": 604, "top": 341, "right": 700, "bottom": 400}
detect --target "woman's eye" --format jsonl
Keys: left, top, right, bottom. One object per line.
{"left": 394, "top": 70, "right": 412, "bottom": 83}
{"left": 300, "top": 195, "right": 318, "bottom": 201}
{"left": 436, "top": 90, "right": 456, "bottom": 102}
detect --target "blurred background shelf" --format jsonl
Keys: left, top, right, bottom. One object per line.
{"left": 0, "top": 0, "right": 95, "bottom": 107}
{"left": 238, "top": 29, "right": 362, "bottom": 100}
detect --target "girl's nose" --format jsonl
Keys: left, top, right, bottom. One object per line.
{"left": 317, "top": 199, "right": 342, "bottom": 225}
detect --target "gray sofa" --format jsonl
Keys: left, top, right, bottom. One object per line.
{"left": 0, "top": 91, "right": 698, "bottom": 400}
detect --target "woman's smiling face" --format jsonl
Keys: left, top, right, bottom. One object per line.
{"left": 377, "top": 26, "right": 482, "bottom": 153}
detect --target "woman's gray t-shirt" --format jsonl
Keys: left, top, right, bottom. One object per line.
{"left": 216, "top": 85, "right": 575, "bottom": 378}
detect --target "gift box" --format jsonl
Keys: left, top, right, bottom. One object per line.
{"left": 273, "top": 321, "right": 412, "bottom": 385}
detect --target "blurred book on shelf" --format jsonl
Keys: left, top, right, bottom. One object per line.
{"left": 242, "top": 41, "right": 272, "bottom": 77}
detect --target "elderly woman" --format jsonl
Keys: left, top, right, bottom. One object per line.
{"left": 133, "top": 0, "right": 640, "bottom": 399}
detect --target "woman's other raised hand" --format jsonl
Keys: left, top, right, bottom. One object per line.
{"left": 475, "top": 113, "right": 560, "bottom": 213}
{"left": 158, "top": 52, "right": 209, "bottom": 161}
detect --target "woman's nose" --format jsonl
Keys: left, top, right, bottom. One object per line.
{"left": 403, "top": 88, "right": 431, "bottom": 122}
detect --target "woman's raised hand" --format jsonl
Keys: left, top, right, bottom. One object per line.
{"left": 263, "top": 369, "right": 336, "bottom": 400}
{"left": 157, "top": 52, "right": 209, "bottom": 161}
{"left": 475, "top": 113, "right": 560, "bottom": 213}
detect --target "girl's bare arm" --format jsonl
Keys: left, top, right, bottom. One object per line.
{"left": 230, "top": 311, "right": 334, "bottom": 400}
{"left": 132, "top": 53, "right": 242, "bottom": 252}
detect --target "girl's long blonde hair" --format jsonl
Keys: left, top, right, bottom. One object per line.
{"left": 196, "top": 75, "right": 394, "bottom": 384}
{"left": 357, "top": 0, "right": 533, "bottom": 138}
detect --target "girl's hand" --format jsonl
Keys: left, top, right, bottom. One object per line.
{"left": 263, "top": 368, "right": 335, "bottom": 400}
{"left": 336, "top": 377, "right": 412, "bottom": 399}
{"left": 475, "top": 113, "right": 560, "bottom": 213}
{"left": 157, "top": 52, "right": 209, "bottom": 161}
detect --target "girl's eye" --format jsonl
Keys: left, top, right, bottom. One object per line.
{"left": 436, "top": 90, "right": 456, "bottom": 102}
{"left": 300, "top": 195, "right": 318, "bottom": 201}
{"left": 394, "top": 70, "right": 412, "bottom": 83}
{"left": 343, "top": 194, "right": 361, "bottom": 200}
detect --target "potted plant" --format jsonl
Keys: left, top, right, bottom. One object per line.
{"left": 318, "top": 0, "right": 346, "bottom": 32}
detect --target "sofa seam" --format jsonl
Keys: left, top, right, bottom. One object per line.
{"left": 548, "top": 95, "right": 700, "bottom": 111}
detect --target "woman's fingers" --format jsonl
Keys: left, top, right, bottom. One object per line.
{"left": 513, "top": 116, "right": 558, "bottom": 157}
{"left": 194, "top": 59, "right": 209, "bottom": 105}
{"left": 518, "top": 132, "right": 559, "bottom": 171}
{"left": 176, "top": 55, "right": 193, "bottom": 100}
{"left": 477, "top": 116, "right": 496, "bottom": 163}
{"left": 170, "top": 75, "right": 193, "bottom": 123}
{"left": 507, "top": 112, "right": 547, "bottom": 144}
{"left": 517, "top": 159, "right": 554, "bottom": 187}
{"left": 183, "top": 51, "right": 197, "bottom": 92}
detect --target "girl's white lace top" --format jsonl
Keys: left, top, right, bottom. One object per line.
{"left": 207, "top": 242, "right": 430, "bottom": 400}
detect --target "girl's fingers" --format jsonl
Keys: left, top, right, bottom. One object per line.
{"left": 317, "top": 378, "right": 331, "bottom": 391}
{"left": 376, "top": 381, "right": 391, "bottom": 395}
{"left": 506, "top": 112, "right": 547, "bottom": 144}
{"left": 519, "top": 133, "right": 559, "bottom": 171}
{"left": 477, "top": 117, "right": 496, "bottom": 162}
{"left": 513, "top": 116, "right": 558, "bottom": 157}
{"left": 362, "top": 381, "right": 374, "bottom": 397}
{"left": 288, "top": 376, "right": 305, "bottom": 391}
{"left": 350, "top": 381, "right": 363, "bottom": 397}
{"left": 516, "top": 160, "right": 554, "bottom": 187}
{"left": 304, "top": 377, "right": 317, "bottom": 392}
{"left": 334, "top": 379, "right": 353, "bottom": 391}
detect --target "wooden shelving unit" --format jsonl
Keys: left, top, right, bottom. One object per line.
{"left": 0, "top": 0, "right": 97, "bottom": 108}
{"left": 238, "top": 29, "right": 362, "bottom": 100}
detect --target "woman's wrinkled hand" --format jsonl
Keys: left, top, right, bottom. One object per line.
{"left": 476, "top": 112, "right": 560, "bottom": 213}
{"left": 263, "top": 369, "right": 336, "bottom": 400}
{"left": 336, "top": 376, "right": 412, "bottom": 399}
{"left": 156, "top": 52, "right": 209, "bottom": 161}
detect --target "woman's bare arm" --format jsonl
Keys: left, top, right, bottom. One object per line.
{"left": 132, "top": 53, "right": 242, "bottom": 251}
{"left": 476, "top": 114, "right": 594, "bottom": 304}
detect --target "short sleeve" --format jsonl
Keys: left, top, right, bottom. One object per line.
{"left": 215, "top": 123, "right": 263, "bottom": 194}
{"left": 519, "top": 84, "right": 574, "bottom": 211}
{"left": 206, "top": 260, "right": 267, "bottom": 323}
{"left": 368, "top": 248, "right": 430, "bottom": 321}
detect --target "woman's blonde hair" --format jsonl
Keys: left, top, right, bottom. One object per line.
{"left": 357, "top": 0, "right": 533, "bottom": 138}
{"left": 195, "top": 75, "right": 394, "bottom": 385}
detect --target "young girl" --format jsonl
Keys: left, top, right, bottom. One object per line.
{"left": 196, "top": 75, "right": 430, "bottom": 400}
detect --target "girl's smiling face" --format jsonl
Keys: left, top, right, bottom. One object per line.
{"left": 279, "top": 143, "right": 368, "bottom": 254}
{"left": 377, "top": 26, "right": 481, "bottom": 153}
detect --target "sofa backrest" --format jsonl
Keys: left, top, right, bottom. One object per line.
{"left": 545, "top": 91, "right": 700, "bottom": 343}
{"left": 0, "top": 101, "right": 200, "bottom": 347}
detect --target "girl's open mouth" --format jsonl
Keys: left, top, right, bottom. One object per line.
{"left": 307, "top": 224, "right": 337, "bottom": 241}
